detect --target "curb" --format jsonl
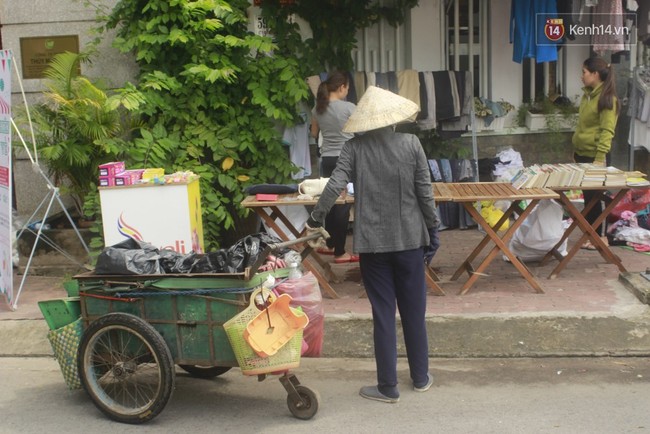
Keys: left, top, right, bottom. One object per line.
{"left": 5, "top": 311, "right": 650, "bottom": 358}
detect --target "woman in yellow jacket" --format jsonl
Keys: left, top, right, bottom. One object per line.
{"left": 572, "top": 56, "right": 619, "bottom": 250}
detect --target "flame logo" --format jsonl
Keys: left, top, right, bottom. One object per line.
{"left": 117, "top": 212, "right": 144, "bottom": 241}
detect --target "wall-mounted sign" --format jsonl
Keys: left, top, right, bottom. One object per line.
{"left": 19, "top": 35, "right": 79, "bottom": 79}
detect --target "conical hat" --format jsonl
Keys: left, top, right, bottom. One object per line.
{"left": 343, "top": 86, "right": 419, "bottom": 133}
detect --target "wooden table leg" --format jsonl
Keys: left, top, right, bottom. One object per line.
{"left": 254, "top": 208, "right": 340, "bottom": 299}
{"left": 425, "top": 265, "right": 445, "bottom": 296}
{"left": 457, "top": 200, "right": 544, "bottom": 295}
{"left": 548, "top": 189, "right": 628, "bottom": 279}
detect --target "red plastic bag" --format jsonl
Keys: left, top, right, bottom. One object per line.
{"left": 608, "top": 189, "right": 650, "bottom": 223}
{"left": 274, "top": 272, "right": 324, "bottom": 357}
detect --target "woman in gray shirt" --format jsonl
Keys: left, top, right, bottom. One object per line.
{"left": 307, "top": 86, "right": 440, "bottom": 403}
{"left": 310, "top": 71, "right": 358, "bottom": 263}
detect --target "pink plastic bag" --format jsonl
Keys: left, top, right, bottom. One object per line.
{"left": 274, "top": 272, "right": 324, "bottom": 357}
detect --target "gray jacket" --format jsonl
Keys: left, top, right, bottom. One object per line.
{"left": 311, "top": 127, "right": 439, "bottom": 254}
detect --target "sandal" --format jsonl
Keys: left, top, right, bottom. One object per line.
{"left": 316, "top": 247, "right": 335, "bottom": 255}
{"left": 581, "top": 241, "right": 597, "bottom": 251}
{"left": 334, "top": 254, "right": 360, "bottom": 264}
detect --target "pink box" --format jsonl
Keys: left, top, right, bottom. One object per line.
{"left": 98, "top": 161, "right": 125, "bottom": 177}
{"left": 98, "top": 176, "right": 115, "bottom": 187}
{"left": 114, "top": 169, "right": 144, "bottom": 186}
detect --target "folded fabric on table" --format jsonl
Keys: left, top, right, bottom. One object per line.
{"left": 245, "top": 184, "right": 299, "bottom": 195}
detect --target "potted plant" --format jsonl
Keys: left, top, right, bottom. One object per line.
{"left": 473, "top": 97, "right": 515, "bottom": 131}
{"left": 523, "top": 96, "right": 578, "bottom": 131}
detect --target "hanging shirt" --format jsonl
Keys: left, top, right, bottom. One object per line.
{"left": 282, "top": 111, "right": 312, "bottom": 180}
{"left": 510, "top": 0, "right": 560, "bottom": 63}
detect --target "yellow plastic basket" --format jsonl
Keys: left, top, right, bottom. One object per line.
{"left": 244, "top": 293, "right": 309, "bottom": 358}
{"left": 224, "top": 288, "right": 303, "bottom": 376}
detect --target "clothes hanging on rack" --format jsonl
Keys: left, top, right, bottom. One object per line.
{"left": 628, "top": 67, "right": 650, "bottom": 152}
{"left": 593, "top": 0, "right": 626, "bottom": 55}
{"left": 282, "top": 110, "right": 312, "bottom": 180}
{"left": 429, "top": 158, "right": 477, "bottom": 230}
{"left": 510, "top": 0, "right": 560, "bottom": 63}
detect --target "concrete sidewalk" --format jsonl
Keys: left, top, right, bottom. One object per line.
{"left": 2, "top": 229, "right": 650, "bottom": 358}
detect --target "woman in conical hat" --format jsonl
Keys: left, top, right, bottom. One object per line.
{"left": 307, "top": 86, "right": 441, "bottom": 403}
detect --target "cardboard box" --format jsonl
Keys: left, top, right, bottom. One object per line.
{"left": 142, "top": 168, "right": 165, "bottom": 181}
{"left": 114, "top": 169, "right": 144, "bottom": 186}
{"left": 98, "top": 176, "right": 115, "bottom": 187}
{"left": 98, "top": 161, "right": 125, "bottom": 177}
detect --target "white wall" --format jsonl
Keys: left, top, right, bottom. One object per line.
{"left": 407, "top": 0, "right": 445, "bottom": 71}
{"left": 488, "top": 1, "right": 522, "bottom": 104}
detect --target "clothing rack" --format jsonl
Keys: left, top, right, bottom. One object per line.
{"left": 346, "top": 69, "right": 479, "bottom": 181}
{"left": 629, "top": 65, "right": 650, "bottom": 169}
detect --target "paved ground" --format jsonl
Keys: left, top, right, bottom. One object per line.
{"left": 1, "top": 229, "right": 650, "bottom": 357}
{"left": 4, "top": 357, "right": 650, "bottom": 433}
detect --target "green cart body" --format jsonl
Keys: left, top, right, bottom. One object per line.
{"left": 76, "top": 270, "right": 287, "bottom": 368}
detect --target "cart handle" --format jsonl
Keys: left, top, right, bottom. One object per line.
{"left": 248, "top": 232, "right": 325, "bottom": 277}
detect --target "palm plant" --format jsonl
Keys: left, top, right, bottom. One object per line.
{"left": 24, "top": 51, "right": 139, "bottom": 215}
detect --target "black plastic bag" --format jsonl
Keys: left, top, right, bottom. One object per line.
{"left": 95, "top": 239, "right": 163, "bottom": 275}
{"left": 159, "top": 249, "right": 193, "bottom": 274}
{"left": 189, "top": 250, "right": 233, "bottom": 273}
{"left": 226, "top": 233, "right": 285, "bottom": 272}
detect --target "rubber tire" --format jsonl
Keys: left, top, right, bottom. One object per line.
{"left": 287, "top": 385, "right": 320, "bottom": 420}
{"left": 77, "top": 313, "right": 175, "bottom": 424}
{"left": 178, "top": 365, "right": 231, "bottom": 378}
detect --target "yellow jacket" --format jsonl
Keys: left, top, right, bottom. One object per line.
{"left": 572, "top": 83, "right": 618, "bottom": 163}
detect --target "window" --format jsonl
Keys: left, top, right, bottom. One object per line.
{"left": 445, "top": 0, "right": 486, "bottom": 98}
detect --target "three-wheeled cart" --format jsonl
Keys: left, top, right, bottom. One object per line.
{"left": 74, "top": 234, "right": 322, "bottom": 424}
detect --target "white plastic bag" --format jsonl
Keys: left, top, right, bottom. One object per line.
{"left": 506, "top": 200, "right": 568, "bottom": 262}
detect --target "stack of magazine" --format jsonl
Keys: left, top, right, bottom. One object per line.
{"left": 511, "top": 163, "right": 585, "bottom": 189}
{"left": 511, "top": 164, "right": 646, "bottom": 189}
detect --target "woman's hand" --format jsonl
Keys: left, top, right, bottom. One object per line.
{"left": 592, "top": 160, "right": 606, "bottom": 167}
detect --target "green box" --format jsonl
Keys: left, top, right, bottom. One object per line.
{"left": 38, "top": 298, "right": 81, "bottom": 330}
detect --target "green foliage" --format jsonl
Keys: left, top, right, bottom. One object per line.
{"left": 101, "top": 0, "right": 310, "bottom": 249}
{"left": 258, "top": 0, "right": 419, "bottom": 73}
{"left": 473, "top": 97, "right": 514, "bottom": 118}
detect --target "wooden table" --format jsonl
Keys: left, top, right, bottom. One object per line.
{"left": 241, "top": 193, "right": 446, "bottom": 298}
{"left": 540, "top": 185, "right": 649, "bottom": 279}
{"left": 433, "top": 183, "right": 559, "bottom": 295}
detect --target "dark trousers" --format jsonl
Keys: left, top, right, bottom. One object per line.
{"left": 321, "top": 156, "right": 351, "bottom": 255}
{"left": 359, "top": 248, "right": 429, "bottom": 392}
{"left": 574, "top": 153, "right": 611, "bottom": 235}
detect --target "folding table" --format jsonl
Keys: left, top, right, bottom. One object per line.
{"left": 241, "top": 193, "right": 446, "bottom": 298}
{"left": 433, "top": 182, "right": 559, "bottom": 295}
{"left": 540, "top": 185, "right": 650, "bottom": 279}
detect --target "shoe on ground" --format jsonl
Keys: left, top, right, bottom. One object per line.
{"left": 359, "top": 385, "right": 399, "bottom": 403}
{"left": 413, "top": 373, "right": 433, "bottom": 392}
{"left": 334, "top": 254, "right": 360, "bottom": 264}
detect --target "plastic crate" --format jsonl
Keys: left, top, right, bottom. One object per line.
{"left": 38, "top": 298, "right": 81, "bottom": 330}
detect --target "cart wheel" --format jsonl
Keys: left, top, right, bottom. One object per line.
{"left": 178, "top": 365, "right": 231, "bottom": 378}
{"left": 287, "top": 385, "right": 320, "bottom": 420}
{"left": 77, "top": 313, "right": 175, "bottom": 424}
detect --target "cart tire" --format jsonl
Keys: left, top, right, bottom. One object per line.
{"left": 287, "top": 385, "right": 320, "bottom": 420}
{"left": 77, "top": 313, "right": 175, "bottom": 424}
{"left": 178, "top": 365, "right": 231, "bottom": 378}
